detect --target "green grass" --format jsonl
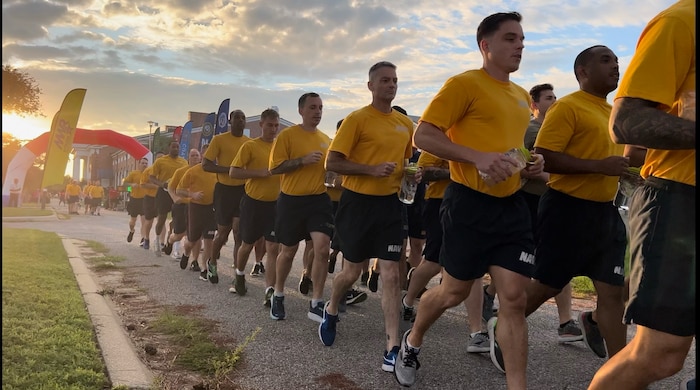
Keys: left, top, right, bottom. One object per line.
{"left": 2, "top": 228, "right": 109, "bottom": 389}
{"left": 84, "top": 240, "right": 110, "bottom": 254}
{"left": 2, "top": 207, "right": 53, "bottom": 217}
{"left": 150, "top": 308, "right": 258, "bottom": 382}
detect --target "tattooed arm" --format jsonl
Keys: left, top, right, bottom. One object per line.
{"left": 609, "top": 97, "right": 695, "bottom": 150}
{"left": 421, "top": 166, "right": 450, "bottom": 182}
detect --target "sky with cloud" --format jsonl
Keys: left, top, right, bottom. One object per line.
{"left": 2, "top": 0, "right": 675, "bottom": 141}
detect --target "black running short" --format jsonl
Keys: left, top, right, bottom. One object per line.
{"left": 533, "top": 188, "right": 626, "bottom": 290}
{"left": 422, "top": 198, "right": 443, "bottom": 263}
{"left": 188, "top": 203, "right": 216, "bottom": 242}
{"left": 239, "top": 193, "right": 277, "bottom": 244}
{"left": 439, "top": 182, "right": 535, "bottom": 281}
{"left": 127, "top": 197, "right": 144, "bottom": 217}
{"left": 274, "top": 192, "right": 333, "bottom": 247}
{"left": 334, "top": 189, "right": 404, "bottom": 263}
{"left": 624, "top": 176, "right": 695, "bottom": 336}
{"left": 171, "top": 203, "right": 188, "bottom": 235}
{"left": 213, "top": 183, "right": 245, "bottom": 226}
{"left": 143, "top": 195, "right": 157, "bottom": 220}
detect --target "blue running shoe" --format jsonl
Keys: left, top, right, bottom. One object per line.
{"left": 382, "top": 345, "right": 400, "bottom": 372}
{"left": 319, "top": 302, "right": 339, "bottom": 346}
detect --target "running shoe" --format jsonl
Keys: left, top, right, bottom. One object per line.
{"left": 127, "top": 231, "right": 134, "bottom": 243}
{"left": 382, "top": 346, "right": 400, "bottom": 372}
{"left": 199, "top": 269, "right": 208, "bottom": 281}
{"left": 487, "top": 317, "right": 505, "bottom": 373}
{"left": 557, "top": 319, "right": 584, "bottom": 343}
{"left": 401, "top": 295, "right": 416, "bottom": 323}
{"left": 328, "top": 250, "right": 339, "bottom": 273}
{"left": 190, "top": 261, "right": 201, "bottom": 272}
{"left": 360, "top": 271, "right": 369, "bottom": 287}
{"left": 307, "top": 301, "right": 325, "bottom": 323}
{"left": 467, "top": 331, "right": 490, "bottom": 353}
{"left": 318, "top": 302, "right": 338, "bottom": 346}
{"left": 207, "top": 260, "right": 218, "bottom": 284}
{"left": 270, "top": 295, "right": 286, "bottom": 320}
{"left": 579, "top": 311, "right": 607, "bottom": 358}
{"left": 681, "top": 377, "right": 696, "bottom": 390}
{"left": 263, "top": 287, "right": 274, "bottom": 308}
{"left": 299, "top": 274, "right": 313, "bottom": 295}
{"left": 258, "top": 262, "right": 265, "bottom": 274}
{"left": 346, "top": 289, "right": 368, "bottom": 305}
{"left": 139, "top": 238, "right": 144, "bottom": 247}
{"left": 179, "top": 254, "right": 189, "bottom": 270}
{"left": 162, "top": 241, "right": 173, "bottom": 256}
{"left": 250, "top": 263, "right": 263, "bottom": 277}
{"left": 394, "top": 329, "right": 421, "bottom": 387}
{"left": 234, "top": 274, "right": 247, "bottom": 295}
{"left": 368, "top": 268, "right": 380, "bottom": 293}
{"left": 482, "top": 284, "right": 495, "bottom": 323}
{"left": 142, "top": 239, "right": 150, "bottom": 250}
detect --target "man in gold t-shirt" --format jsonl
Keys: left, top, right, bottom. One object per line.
{"left": 123, "top": 157, "right": 149, "bottom": 244}
{"left": 590, "top": 1, "right": 696, "bottom": 389}
{"left": 149, "top": 142, "right": 187, "bottom": 256}
{"left": 320, "top": 62, "right": 414, "bottom": 374}
{"left": 177, "top": 159, "right": 218, "bottom": 283}
{"left": 396, "top": 12, "right": 545, "bottom": 388}
{"left": 228, "top": 108, "right": 281, "bottom": 305}
{"left": 268, "top": 92, "right": 334, "bottom": 322}
{"left": 203, "top": 109, "right": 251, "bottom": 268}
{"left": 525, "top": 46, "right": 628, "bottom": 362}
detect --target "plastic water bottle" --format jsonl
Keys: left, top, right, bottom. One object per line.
{"left": 478, "top": 147, "right": 531, "bottom": 186}
{"left": 399, "top": 163, "right": 419, "bottom": 204}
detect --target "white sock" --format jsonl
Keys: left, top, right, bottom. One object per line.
{"left": 312, "top": 298, "right": 324, "bottom": 307}
{"left": 235, "top": 269, "right": 245, "bottom": 276}
{"left": 274, "top": 291, "right": 284, "bottom": 298}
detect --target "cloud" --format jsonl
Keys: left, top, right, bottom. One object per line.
{"left": 1, "top": 0, "right": 676, "bottom": 137}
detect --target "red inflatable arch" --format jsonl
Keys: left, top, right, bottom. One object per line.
{"left": 2, "top": 129, "right": 150, "bottom": 206}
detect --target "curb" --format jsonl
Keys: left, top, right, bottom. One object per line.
{"left": 60, "top": 235, "right": 154, "bottom": 389}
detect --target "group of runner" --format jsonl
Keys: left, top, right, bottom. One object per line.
{"left": 116, "top": 2, "right": 694, "bottom": 389}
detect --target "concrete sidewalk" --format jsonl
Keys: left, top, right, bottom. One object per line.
{"left": 61, "top": 235, "right": 154, "bottom": 389}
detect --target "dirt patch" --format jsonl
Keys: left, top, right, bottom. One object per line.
{"left": 77, "top": 243, "right": 241, "bottom": 390}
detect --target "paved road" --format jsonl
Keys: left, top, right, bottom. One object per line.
{"left": 4, "top": 201, "right": 695, "bottom": 390}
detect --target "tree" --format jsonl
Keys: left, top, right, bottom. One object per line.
{"left": 2, "top": 65, "right": 43, "bottom": 117}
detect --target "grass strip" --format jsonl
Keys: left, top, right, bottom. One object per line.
{"left": 2, "top": 228, "right": 109, "bottom": 389}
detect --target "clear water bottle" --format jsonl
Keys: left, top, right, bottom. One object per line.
{"left": 478, "top": 147, "right": 531, "bottom": 186}
{"left": 399, "top": 163, "right": 419, "bottom": 204}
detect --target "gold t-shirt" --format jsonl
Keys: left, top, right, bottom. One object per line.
{"left": 614, "top": 0, "right": 695, "bottom": 186}
{"left": 231, "top": 138, "right": 280, "bottom": 202}
{"left": 329, "top": 105, "right": 413, "bottom": 196}
{"left": 535, "top": 90, "right": 623, "bottom": 202}
{"left": 420, "top": 69, "right": 531, "bottom": 197}
{"left": 204, "top": 132, "right": 250, "bottom": 186}
{"left": 270, "top": 125, "right": 330, "bottom": 196}
{"left": 177, "top": 164, "right": 218, "bottom": 205}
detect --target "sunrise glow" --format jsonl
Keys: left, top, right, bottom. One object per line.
{"left": 2, "top": 113, "right": 50, "bottom": 142}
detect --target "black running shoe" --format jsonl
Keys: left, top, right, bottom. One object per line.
{"left": 299, "top": 274, "right": 313, "bottom": 295}
{"left": 127, "top": 231, "right": 134, "bottom": 243}
{"left": 328, "top": 250, "right": 339, "bottom": 273}
{"left": 179, "top": 254, "right": 189, "bottom": 270}
{"left": 368, "top": 268, "right": 380, "bottom": 293}
{"left": 162, "top": 242, "right": 173, "bottom": 256}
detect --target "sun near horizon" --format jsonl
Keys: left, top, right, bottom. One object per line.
{"left": 2, "top": 113, "right": 51, "bottom": 142}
